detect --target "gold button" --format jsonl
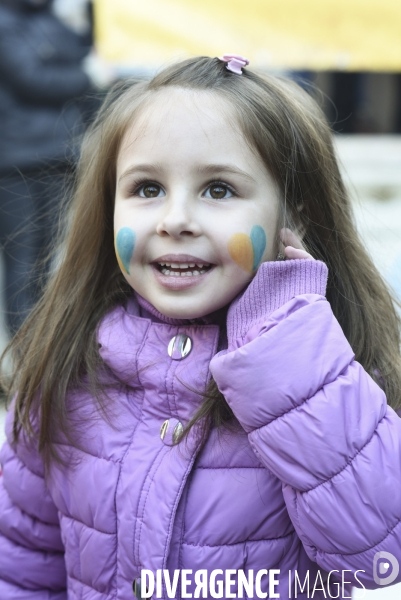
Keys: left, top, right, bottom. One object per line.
{"left": 160, "top": 419, "right": 169, "bottom": 440}
{"left": 133, "top": 578, "right": 148, "bottom": 599}
{"left": 167, "top": 334, "right": 192, "bottom": 360}
{"left": 173, "top": 421, "right": 183, "bottom": 443}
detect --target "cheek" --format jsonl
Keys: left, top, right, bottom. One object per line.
{"left": 227, "top": 225, "right": 267, "bottom": 273}
{"left": 115, "top": 227, "right": 136, "bottom": 275}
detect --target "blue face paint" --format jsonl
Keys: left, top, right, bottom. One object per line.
{"left": 250, "top": 225, "right": 267, "bottom": 271}
{"left": 115, "top": 227, "right": 136, "bottom": 275}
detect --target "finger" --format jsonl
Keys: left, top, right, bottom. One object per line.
{"left": 284, "top": 245, "right": 315, "bottom": 260}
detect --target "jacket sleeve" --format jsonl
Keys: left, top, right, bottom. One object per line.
{"left": 210, "top": 262, "right": 401, "bottom": 591}
{"left": 0, "top": 406, "right": 67, "bottom": 598}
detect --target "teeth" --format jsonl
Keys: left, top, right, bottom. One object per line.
{"left": 158, "top": 261, "right": 210, "bottom": 269}
{"left": 160, "top": 268, "right": 208, "bottom": 277}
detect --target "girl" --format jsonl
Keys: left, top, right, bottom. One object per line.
{"left": 1, "top": 55, "right": 401, "bottom": 600}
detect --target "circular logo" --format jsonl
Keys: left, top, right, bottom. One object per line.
{"left": 373, "top": 551, "right": 400, "bottom": 586}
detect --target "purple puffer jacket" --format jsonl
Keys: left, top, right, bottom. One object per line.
{"left": 1, "top": 260, "right": 401, "bottom": 599}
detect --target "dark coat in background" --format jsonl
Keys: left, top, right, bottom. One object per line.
{"left": 0, "top": 0, "right": 92, "bottom": 173}
{"left": 0, "top": 0, "right": 93, "bottom": 334}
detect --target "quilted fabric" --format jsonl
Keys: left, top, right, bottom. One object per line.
{"left": 0, "top": 260, "right": 400, "bottom": 599}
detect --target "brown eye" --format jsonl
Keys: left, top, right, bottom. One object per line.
{"left": 207, "top": 184, "right": 233, "bottom": 199}
{"left": 139, "top": 183, "right": 162, "bottom": 198}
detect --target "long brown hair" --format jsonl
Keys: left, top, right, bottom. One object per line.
{"left": 2, "top": 57, "right": 401, "bottom": 464}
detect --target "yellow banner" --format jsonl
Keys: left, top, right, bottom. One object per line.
{"left": 94, "top": 0, "right": 401, "bottom": 71}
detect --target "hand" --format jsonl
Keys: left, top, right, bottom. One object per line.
{"left": 226, "top": 229, "right": 327, "bottom": 346}
{"left": 279, "top": 228, "right": 315, "bottom": 261}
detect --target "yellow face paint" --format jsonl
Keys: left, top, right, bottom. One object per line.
{"left": 227, "top": 233, "right": 254, "bottom": 273}
{"left": 114, "top": 233, "right": 126, "bottom": 274}
{"left": 228, "top": 225, "right": 267, "bottom": 273}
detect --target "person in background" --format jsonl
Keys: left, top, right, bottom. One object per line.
{"left": 0, "top": 0, "right": 93, "bottom": 335}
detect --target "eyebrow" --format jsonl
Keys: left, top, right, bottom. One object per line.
{"left": 118, "top": 163, "right": 256, "bottom": 185}
{"left": 118, "top": 163, "right": 164, "bottom": 185}
{"left": 196, "top": 164, "right": 256, "bottom": 183}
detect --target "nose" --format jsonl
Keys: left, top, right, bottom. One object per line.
{"left": 156, "top": 196, "right": 201, "bottom": 238}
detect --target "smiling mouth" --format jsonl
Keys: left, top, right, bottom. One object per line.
{"left": 155, "top": 261, "right": 213, "bottom": 276}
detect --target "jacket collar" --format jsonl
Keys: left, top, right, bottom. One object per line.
{"left": 97, "top": 294, "right": 226, "bottom": 390}
{"left": 134, "top": 292, "right": 228, "bottom": 327}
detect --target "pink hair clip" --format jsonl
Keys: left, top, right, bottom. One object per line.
{"left": 219, "top": 53, "right": 249, "bottom": 75}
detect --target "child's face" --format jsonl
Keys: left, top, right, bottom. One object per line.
{"left": 114, "top": 88, "right": 280, "bottom": 319}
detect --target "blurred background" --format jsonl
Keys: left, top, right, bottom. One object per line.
{"left": 0, "top": 1, "right": 401, "bottom": 597}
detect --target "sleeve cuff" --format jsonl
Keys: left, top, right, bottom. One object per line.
{"left": 227, "top": 259, "right": 328, "bottom": 345}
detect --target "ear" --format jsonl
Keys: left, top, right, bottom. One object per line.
{"left": 275, "top": 201, "right": 306, "bottom": 257}
{"left": 292, "top": 203, "right": 306, "bottom": 240}
{"left": 293, "top": 224, "right": 306, "bottom": 240}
